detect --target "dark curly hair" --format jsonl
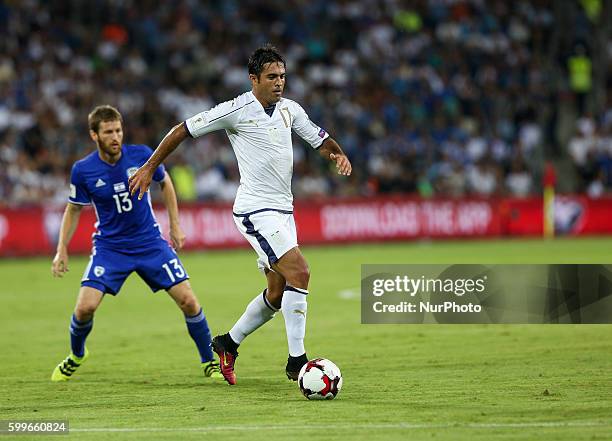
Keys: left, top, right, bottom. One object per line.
{"left": 248, "top": 44, "right": 286, "bottom": 78}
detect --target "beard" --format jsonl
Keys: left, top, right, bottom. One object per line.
{"left": 99, "top": 141, "right": 122, "bottom": 156}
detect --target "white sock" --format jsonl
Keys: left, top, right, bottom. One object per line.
{"left": 281, "top": 286, "right": 308, "bottom": 357}
{"left": 229, "top": 290, "right": 277, "bottom": 344}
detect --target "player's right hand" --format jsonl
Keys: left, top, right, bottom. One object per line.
{"left": 330, "top": 153, "right": 352, "bottom": 176}
{"left": 52, "top": 250, "right": 69, "bottom": 277}
{"left": 128, "top": 165, "right": 154, "bottom": 200}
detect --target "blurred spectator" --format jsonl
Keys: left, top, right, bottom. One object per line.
{"left": 587, "top": 168, "right": 606, "bottom": 198}
{"left": 568, "top": 115, "right": 611, "bottom": 194}
{"left": 467, "top": 159, "right": 501, "bottom": 196}
{"left": 294, "top": 164, "right": 331, "bottom": 199}
{"left": 506, "top": 157, "right": 533, "bottom": 196}
{"left": 568, "top": 45, "right": 592, "bottom": 116}
{"left": 169, "top": 160, "right": 197, "bottom": 202}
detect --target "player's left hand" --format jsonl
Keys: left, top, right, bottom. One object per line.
{"left": 128, "top": 165, "right": 154, "bottom": 200}
{"left": 330, "top": 153, "right": 352, "bottom": 176}
{"left": 170, "top": 225, "right": 186, "bottom": 250}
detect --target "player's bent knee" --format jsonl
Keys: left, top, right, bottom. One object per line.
{"left": 179, "top": 294, "right": 200, "bottom": 316}
{"left": 289, "top": 265, "right": 310, "bottom": 289}
{"left": 266, "top": 287, "right": 284, "bottom": 307}
{"left": 74, "top": 287, "right": 104, "bottom": 321}
{"left": 75, "top": 303, "right": 98, "bottom": 320}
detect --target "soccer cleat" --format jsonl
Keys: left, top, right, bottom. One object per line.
{"left": 285, "top": 353, "right": 308, "bottom": 381}
{"left": 51, "top": 348, "right": 89, "bottom": 382}
{"left": 211, "top": 335, "right": 238, "bottom": 385}
{"left": 201, "top": 360, "right": 224, "bottom": 380}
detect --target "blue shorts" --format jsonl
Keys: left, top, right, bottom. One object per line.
{"left": 81, "top": 240, "right": 189, "bottom": 295}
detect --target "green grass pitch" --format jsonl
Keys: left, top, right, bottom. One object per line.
{"left": 1, "top": 237, "right": 611, "bottom": 440}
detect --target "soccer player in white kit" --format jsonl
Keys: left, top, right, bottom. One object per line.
{"left": 129, "top": 45, "right": 352, "bottom": 385}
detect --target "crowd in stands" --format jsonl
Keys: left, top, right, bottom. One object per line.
{"left": 568, "top": 110, "right": 612, "bottom": 197}
{"left": 0, "top": 0, "right": 609, "bottom": 206}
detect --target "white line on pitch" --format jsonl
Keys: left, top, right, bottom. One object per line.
{"left": 70, "top": 420, "right": 612, "bottom": 433}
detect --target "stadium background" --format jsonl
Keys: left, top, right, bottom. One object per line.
{"left": 0, "top": 0, "right": 611, "bottom": 255}
{"left": 1, "top": 1, "right": 611, "bottom": 440}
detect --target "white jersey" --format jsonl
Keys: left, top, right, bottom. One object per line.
{"left": 184, "top": 91, "right": 329, "bottom": 214}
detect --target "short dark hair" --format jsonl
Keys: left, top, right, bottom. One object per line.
{"left": 88, "top": 105, "right": 123, "bottom": 133}
{"left": 248, "top": 45, "right": 286, "bottom": 77}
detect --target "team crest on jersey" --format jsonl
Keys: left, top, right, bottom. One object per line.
{"left": 126, "top": 167, "right": 138, "bottom": 178}
{"left": 93, "top": 266, "right": 105, "bottom": 277}
{"left": 268, "top": 127, "right": 282, "bottom": 144}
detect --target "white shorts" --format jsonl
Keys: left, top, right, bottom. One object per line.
{"left": 233, "top": 209, "right": 298, "bottom": 272}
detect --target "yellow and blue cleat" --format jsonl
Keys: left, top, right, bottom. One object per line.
{"left": 51, "top": 348, "right": 89, "bottom": 382}
{"left": 202, "top": 360, "right": 224, "bottom": 380}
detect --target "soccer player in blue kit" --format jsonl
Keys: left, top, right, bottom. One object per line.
{"left": 51, "top": 105, "right": 222, "bottom": 381}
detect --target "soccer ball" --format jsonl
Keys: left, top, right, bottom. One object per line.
{"left": 298, "top": 358, "right": 343, "bottom": 400}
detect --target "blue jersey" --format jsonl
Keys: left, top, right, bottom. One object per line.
{"left": 69, "top": 144, "right": 166, "bottom": 250}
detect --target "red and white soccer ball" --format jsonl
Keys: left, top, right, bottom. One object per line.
{"left": 298, "top": 358, "right": 343, "bottom": 400}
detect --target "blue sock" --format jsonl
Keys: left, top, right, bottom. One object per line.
{"left": 185, "top": 308, "right": 214, "bottom": 363}
{"left": 70, "top": 314, "right": 93, "bottom": 358}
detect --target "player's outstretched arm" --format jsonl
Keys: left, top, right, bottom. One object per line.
{"left": 319, "top": 138, "right": 352, "bottom": 176}
{"left": 52, "top": 203, "right": 84, "bottom": 277}
{"left": 129, "top": 123, "right": 189, "bottom": 200}
{"left": 159, "top": 172, "right": 186, "bottom": 250}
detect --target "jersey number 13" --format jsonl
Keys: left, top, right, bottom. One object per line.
{"left": 113, "top": 192, "right": 133, "bottom": 213}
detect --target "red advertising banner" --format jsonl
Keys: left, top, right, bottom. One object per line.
{"left": 296, "top": 197, "right": 500, "bottom": 243}
{"left": 503, "top": 196, "right": 612, "bottom": 236}
{"left": 0, "top": 196, "right": 611, "bottom": 257}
